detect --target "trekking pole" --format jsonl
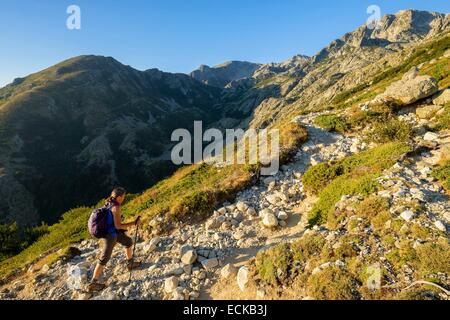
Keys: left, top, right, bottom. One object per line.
{"left": 128, "top": 216, "right": 141, "bottom": 283}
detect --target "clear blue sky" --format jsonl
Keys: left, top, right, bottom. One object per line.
{"left": 0, "top": 0, "right": 449, "bottom": 87}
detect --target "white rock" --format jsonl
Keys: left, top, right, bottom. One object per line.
{"left": 181, "top": 250, "right": 197, "bottom": 265}
{"left": 262, "top": 211, "right": 278, "bottom": 228}
{"left": 143, "top": 242, "right": 157, "bottom": 254}
{"left": 205, "top": 218, "right": 221, "bottom": 230}
{"left": 164, "top": 276, "right": 179, "bottom": 294}
{"left": 150, "top": 236, "right": 161, "bottom": 246}
{"left": 232, "top": 211, "right": 244, "bottom": 222}
{"left": 233, "top": 230, "right": 246, "bottom": 240}
{"left": 266, "top": 194, "right": 281, "bottom": 205}
{"left": 256, "top": 289, "right": 265, "bottom": 299}
{"left": 221, "top": 263, "right": 238, "bottom": 279}
{"left": 168, "top": 267, "right": 184, "bottom": 276}
{"left": 277, "top": 211, "right": 289, "bottom": 221}
{"left": 201, "top": 258, "right": 219, "bottom": 271}
{"left": 432, "top": 88, "right": 450, "bottom": 106}
{"left": 236, "top": 202, "right": 248, "bottom": 212}
{"left": 237, "top": 266, "right": 249, "bottom": 292}
{"left": 246, "top": 207, "right": 257, "bottom": 216}
{"left": 400, "top": 210, "right": 414, "bottom": 222}
{"left": 41, "top": 264, "right": 50, "bottom": 273}
{"left": 259, "top": 208, "right": 273, "bottom": 218}
{"left": 444, "top": 212, "right": 450, "bottom": 223}
{"left": 423, "top": 132, "right": 438, "bottom": 142}
{"left": 434, "top": 220, "right": 447, "bottom": 232}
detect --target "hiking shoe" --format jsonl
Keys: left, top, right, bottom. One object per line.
{"left": 87, "top": 281, "right": 106, "bottom": 292}
{"left": 126, "top": 259, "right": 141, "bottom": 271}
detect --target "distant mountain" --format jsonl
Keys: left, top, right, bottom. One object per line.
{"left": 190, "top": 61, "right": 261, "bottom": 88}
{"left": 0, "top": 55, "right": 222, "bottom": 226}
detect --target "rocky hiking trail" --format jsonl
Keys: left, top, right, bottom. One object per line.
{"left": 1, "top": 111, "right": 449, "bottom": 300}
{"left": 0, "top": 113, "right": 368, "bottom": 300}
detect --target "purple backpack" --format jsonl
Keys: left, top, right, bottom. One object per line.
{"left": 88, "top": 203, "right": 114, "bottom": 239}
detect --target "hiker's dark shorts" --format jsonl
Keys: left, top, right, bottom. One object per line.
{"left": 98, "top": 231, "right": 133, "bottom": 266}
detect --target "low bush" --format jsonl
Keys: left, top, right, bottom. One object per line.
{"left": 314, "top": 114, "right": 350, "bottom": 133}
{"left": 306, "top": 266, "right": 360, "bottom": 300}
{"left": 367, "top": 118, "right": 413, "bottom": 143}
{"left": 431, "top": 160, "right": 450, "bottom": 192}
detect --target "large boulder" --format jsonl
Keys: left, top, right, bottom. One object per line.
{"left": 376, "top": 72, "right": 438, "bottom": 105}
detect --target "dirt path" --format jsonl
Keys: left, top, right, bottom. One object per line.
{"left": 201, "top": 115, "right": 361, "bottom": 300}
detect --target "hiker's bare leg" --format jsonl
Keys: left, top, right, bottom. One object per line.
{"left": 125, "top": 246, "right": 132, "bottom": 260}
{"left": 92, "top": 263, "right": 104, "bottom": 281}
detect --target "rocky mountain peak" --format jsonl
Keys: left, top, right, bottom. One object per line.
{"left": 310, "top": 10, "right": 449, "bottom": 64}
{"left": 190, "top": 61, "right": 261, "bottom": 88}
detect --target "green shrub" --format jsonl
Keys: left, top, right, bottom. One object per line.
{"left": 431, "top": 104, "right": 450, "bottom": 131}
{"left": 415, "top": 241, "right": 450, "bottom": 276}
{"left": 255, "top": 243, "right": 293, "bottom": 286}
{"left": 0, "top": 223, "right": 50, "bottom": 262}
{"left": 306, "top": 266, "right": 360, "bottom": 300}
{"left": 314, "top": 114, "right": 350, "bottom": 133}
{"left": 431, "top": 160, "right": 450, "bottom": 192}
{"left": 302, "top": 162, "right": 345, "bottom": 194}
{"left": 0, "top": 207, "right": 91, "bottom": 278}
{"left": 332, "top": 83, "right": 370, "bottom": 105}
{"left": 291, "top": 234, "right": 326, "bottom": 263}
{"left": 367, "top": 118, "right": 413, "bottom": 143}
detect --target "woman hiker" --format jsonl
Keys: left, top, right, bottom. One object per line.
{"left": 88, "top": 187, "right": 141, "bottom": 292}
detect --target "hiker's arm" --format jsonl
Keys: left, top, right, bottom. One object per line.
{"left": 111, "top": 206, "right": 135, "bottom": 230}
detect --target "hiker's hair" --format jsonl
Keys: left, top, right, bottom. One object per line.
{"left": 107, "top": 187, "right": 127, "bottom": 203}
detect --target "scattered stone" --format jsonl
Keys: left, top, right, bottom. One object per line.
{"left": 181, "top": 250, "right": 197, "bottom": 265}
{"left": 434, "top": 220, "right": 446, "bottom": 232}
{"left": 416, "top": 105, "right": 443, "bottom": 119}
{"left": 432, "top": 88, "right": 450, "bottom": 106}
{"left": 423, "top": 132, "right": 438, "bottom": 142}
{"left": 236, "top": 202, "right": 248, "bottom": 212}
{"left": 143, "top": 242, "right": 157, "bottom": 254}
{"left": 246, "top": 207, "right": 257, "bottom": 216}
{"left": 41, "top": 264, "right": 50, "bottom": 273}
{"left": 206, "top": 218, "right": 221, "bottom": 230}
{"left": 201, "top": 258, "right": 219, "bottom": 271}
{"left": 277, "top": 211, "right": 289, "bottom": 221}
{"left": 400, "top": 210, "right": 414, "bottom": 222}
{"left": 221, "top": 264, "right": 238, "bottom": 279}
{"left": 256, "top": 289, "right": 265, "bottom": 299}
{"left": 233, "top": 230, "right": 246, "bottom": 240}
{"left": 261, "top": 211, "right": 278, "bottom": 228}
{"left": 237, "top": 266, "right": 249, "bottom": 292}
{"left": 164, "top": 276, "right": 179, "bottom": 294}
